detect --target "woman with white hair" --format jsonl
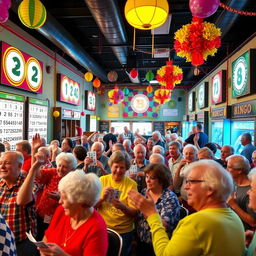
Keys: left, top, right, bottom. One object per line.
{"left": 39, "top": 171, "right": 108, "bottom": 256}
{"left": 35, "top": 152, "right": 77, "bottom": 240}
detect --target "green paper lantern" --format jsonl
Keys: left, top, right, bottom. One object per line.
{"left": 123, "top": 88, "right": 129, "bottom": 95}
{"left": 145, "top": 71, "right": 154, "bottom": 82}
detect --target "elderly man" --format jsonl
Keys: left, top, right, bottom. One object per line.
{"left": 152, "top": 145, "right": 168, "bottom": 166}
{"left": 123, "top": 139, "right": 134, "bottom": 159}
{"left": 16, "top": 140, "right": 32, "bottom": 173}
{"left": 226, "top": 154, "right": 256, "bottom": 230}
{"left": 218, "top": 145, "right": 234, "bottom": 168}
{"left": 128, "top": 160, "right": 245, "bottom": 256}
{"left": 197, "top": 147, "right": 214, "bottom": 160}
{"left": 241, "top": 133, "right": 256, "bottom": 163}
{"left": 84, "top": 142, "right": 110, "bottom": 176}
{"left": 81, "top": 134, "right": 90, "bottom": 151}
{"left": 0, "top": 151, "right": 37, "bottom": 255}
{"left": 173, "top": 144, "right": 198, "bottom": 209}
{"left": 149, "top": 153, "right": 165, "bottom": 165}
{"left": 152, "top": 131, "right": 165, "bottom": 148}
{"left": 123, "top": 126, "right": 135, "bottom": 143}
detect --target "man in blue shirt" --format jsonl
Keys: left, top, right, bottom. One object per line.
{"left": 240, "top": 133, "right": 256, "bottom": 164}
{"left": 184, "top": 123, "right": 208, "bottom": 148}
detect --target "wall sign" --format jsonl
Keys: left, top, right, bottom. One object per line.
{"left": 131, "top": 94, "right": 149, "bottom": 113}
{"left": 57, "top": 74, "right": 80, "bottom": 105}
{"left": 232, "top": 50, "right": 256, "bottom": 98}
{"left": 63, "top": 109, "right": 72, "bottom": 118}
{"left": 211, "top": 70, "right": 226, "bottom": 104}
{"left": 231, "top": 100, "right": 256, "bottom": 118}
{"left": 152, "top": 121, "right": 165, "bottom": 135}
{"left": 211, "top": 106, "right": 230, "bottom": 120}
{"left": 28, "top": 98, "right": 48, "bottom": 142}
{"left": 198, "top": 82, "right": 208, "bottom": 109}
{"left": 99, "top": 120, "right": 110, "bottom": 133}
{"left": 0, "top": 42, "right": 43, "bottom": 93}
{"left": 163, "top": 109, "right": 178, "bottom": 117}
{"left": 188, "top": 91, "right": 195, "bottom": 112}
{"left": 85, "top": 90, "right": 96, "bottom": 111}
{"left": 189, "top": 113, "right": 197, "bottom": 121}
{"left": 0, "top": 91, "right": 25, "bottom": 150}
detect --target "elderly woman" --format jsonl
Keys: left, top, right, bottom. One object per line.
{"left": 39, "top": 171, "right": 108, "bottom": 256}
{"left": 97, "top": 150, "right": 138, "bottom": 256}
{"left": 136, "top": 163, "right": 180, "bottom": 255}
{"left": 129, "top": 160, "right": 245, "bottom": 256}
{"left": 35, "top": 152, "right": 77, "bottom": 240}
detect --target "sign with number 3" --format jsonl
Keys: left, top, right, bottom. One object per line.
{"left": 0, "top": 42, "right": 43, "bottom": 93}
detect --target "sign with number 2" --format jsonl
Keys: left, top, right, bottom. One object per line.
{"left": 0, "top": 42, "right": 43, "bottom": 93}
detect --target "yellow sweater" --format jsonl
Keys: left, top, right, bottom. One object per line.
{"left": 147, "top": 208, "right": 246, "bottom": 256}
{"left": 98, "top": 174, "right": 137, "bottom": 234}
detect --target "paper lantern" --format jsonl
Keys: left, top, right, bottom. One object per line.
{"left": 125, "top": 0, "right": 169, "bottom": 30}
{"left": 81, "top": 111, "right": 85, "bottom": 116}
{"left": 0, "top": 8, "right": 9, "bottom": 23}
{"left": 130, "top": 68, "right": 138, "bottom": 79}
{"left": 154, "top": 89, "right": 171, "bottom": 104}
{"left": 123, "top": 88, "right": 129, "bottom": 95}
{"left": 84, "top": 72, "right": 93, "bottom": 82}
{"left": 108, "top": 88, "right": 124, "bottom": 104}
{"left": 18, "top": 0, "right": 47, "bottom": 29}
{"left": 107, "top": 71, "right": 118, "bottom": 82}
{"left": 146, "top": 85, "right": 153, "bottom": 93}
{"left": 145, "top": 71, "right": 154, "bottom": 82}
{"left": 53, "top": 110, "right": 60, "bottom": 118}
{"left": 190, "top": 0, "right": 220, "bottom": 18}
{"left": 93, "top": 78, "right": 101, "bottom": 88}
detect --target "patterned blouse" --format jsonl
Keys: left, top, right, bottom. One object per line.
{"left": 137, "top": 188, "right": 180, "bottom": 243}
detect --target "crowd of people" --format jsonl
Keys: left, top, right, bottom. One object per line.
{"left": 0, "top": 123, "right": 256, "bottom": 256}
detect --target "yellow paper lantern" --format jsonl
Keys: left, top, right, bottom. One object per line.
{"left": 93, "top": 78, "right": 101, "bottom": 88}
{"left": 84, "top": 72, "right": 93, "bottom": 82}
{"left": 125, "top": 0, "right": 169, "bottom": 30}
{"left": 18, "top": 0, "right": 47, "bottom": 29}
{"left": 53, "top": 110, "right": 60, "bottom": 118}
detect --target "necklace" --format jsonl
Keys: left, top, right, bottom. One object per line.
{"left": 63, "top": 222, "right": 76, "bottom": 247}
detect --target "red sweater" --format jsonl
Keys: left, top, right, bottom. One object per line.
{"left": 46, "top": 206, "right": 108, "bottom": 256}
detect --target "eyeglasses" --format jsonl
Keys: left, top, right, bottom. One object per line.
{"left": 185, "top": 179, "right": 205, "bottom": 185}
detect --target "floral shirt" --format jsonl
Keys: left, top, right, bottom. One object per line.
{"left": 137, "top": 188, "right": 180, "bottom": 243}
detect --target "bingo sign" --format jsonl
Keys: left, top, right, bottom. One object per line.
{"left": 28, "top": 98, "right": 48, "bottom": 143}
{"left": 211, "top": 70, "right": 226, "bottom": 104}
{"left": 58, "top": 74, "right": 80, "bottom": 105}
{"left": 0, "top": 92, "right": 25, "bottom": 150}
{"left": 198, "top": 82, "right": 208, "bottom": 109}
{"left": 188, "top": 91, "right": 195, "bottom": 112}
{"left": 0, "top": 42, "right": 43, "bottom": 93}
{"left": 232, "top": 51, "right": 249, "bottom": 98}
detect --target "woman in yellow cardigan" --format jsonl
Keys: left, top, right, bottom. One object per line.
{"left": 129, "top": 160, "right": 246, "bottom": 256}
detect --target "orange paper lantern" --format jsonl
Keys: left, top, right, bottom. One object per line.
{"left": 146, "top": 85, "right": 153, "bottom": 93}
{"left": 84, "top": 72, "right": 93, "bottom": 82}
{"left": 53, "top": 110, "right": 60, "bottom": 118}
{"left": 93, "top": 78, "right": 101, "bottom": 88}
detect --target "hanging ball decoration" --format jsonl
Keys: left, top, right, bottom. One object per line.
{"left": 81, "top": 111, "right": 85, "bottom": 116}
{"left": 84, "top": 72, "right": 93, "bottom": 82}
{"left": 145, "top": 71, "right": 154, "bottom": 82}
{"left": 123, "top": 88, "right": 129, "bottom": 95}
{"left": 125, "top": 0, "right": 169, "bottom": 30}
{"left": 146, "top": 85, "right": 153, "bottom": 93}
{"left": 130, "top": 68, "right": 138, "bottom": 79}
{"left": 0, "top": 8, "right": 9, "bottom": 23}
{"left": 107, "top": 71, "right": 118, "bottom": 82}
{"left": 189, "top": 0, "right": 220, "bottom": 18}
{"left": 53, "top": 110, "right": 60, "bottom": 118}
{"left": 93, "top": 78, "right": 101, "bottom": 88}
{"left": 18, "top": 0, "right": 47, "bottom": 29}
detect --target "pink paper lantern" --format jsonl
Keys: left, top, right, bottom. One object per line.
{"left": 0, "top": 7, "right": 9, "bottom": 23}
{"left": 189, "top": 0, "right": 220, "bottom": 18}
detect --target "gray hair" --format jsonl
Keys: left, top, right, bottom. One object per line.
{"left": 152, "top": 145, "right": 165, "bottom": 155}
{"left": 56, "top": 152, "right": 77, "bottom": 170}
{"left": 226, "top": 154, "right": 251, "bottom": 175}
{"left": 38, "top": 147, "right": 50, "bottom": 157}
{"left": 222, "top": 145, "right": 234, "bottom": 155}
{"left": 248, "top": 167, "right": 256, "bottom": 181}
{"left": 149, "top": 153, "right": 165, "bottom": 164}
{"left": 198, "top": 147, "right": 214, "bottom": 158}
{"left": 92, "top": 142, "right": 104, "bottom": 152}
{"left": 123, "top": 139, "right": 131, "bottom": 147}
{"left": 58, "top": 171, "right": 101, "bottom": 207}
{"left": 184, "top": 160, "right": 234, "bottom": 201}
{"left": 183, "top": 144, "right": 198, "bottom": 154}
{"left": 2, "top": 151, "right": 24, "bottom": 165}
{"left": 169, "top": 141, "right": 182, "bottom": 151}
{"left": 134, "top": 143, "right": 146, "bottom": 154}
{"left": 152, "top": 131, "right": 162, "bottom": 140}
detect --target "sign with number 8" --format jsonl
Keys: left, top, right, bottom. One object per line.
{"left": 0, "top": 42, "right": 43, "bottom": 93}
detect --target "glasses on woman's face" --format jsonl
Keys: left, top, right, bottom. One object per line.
{"left": 185, "top": 179, "right": 205, "bottom": 186}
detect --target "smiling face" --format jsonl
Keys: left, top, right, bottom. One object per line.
{"left": 146, "top": 171, "right": 162, "bottom": 191}
{"left": 134, "top": 145, "right": 146, "bottom": 161}
{"left": 0, "top": 152, "right": 21, "bottom": 182}
{"left": 111, "top": 161, "right": 126, "bottom": 182}
{"left": 91, "top": 143, "right": 103, "bottom": 159}
{"left": 169, "top": 145, "right": 180, "bottom": 159}
{"left": 57, "top": 160, "right": 72, "bottom": 177}
{"left": 183, "top": 147, "right": 197, "bottom": 163}
{"left": 185, "top": 168, "right": 209, "bottom": 211}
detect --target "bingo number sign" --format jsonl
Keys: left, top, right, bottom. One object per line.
{"left": 0, "top": 42, "right": 43, "bottom": 93}
{"left": 0, "top": 92, "right": 25, "bottom": 150}
{"left": 28, "top": 98, "right": 48, "bottom": 143}
{"left": 57, "top": 74, "right": 80, "bottom": 105}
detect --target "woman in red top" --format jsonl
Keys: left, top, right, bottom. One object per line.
{"left": 39, "top": 171, "right": 108, "bottom": 256}
{"left": 35, "top": 152, "right": 77, "bottom": 240}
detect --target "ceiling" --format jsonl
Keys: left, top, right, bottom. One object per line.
{"left": 9, "top": 0, "right": 256, "bottom": 89}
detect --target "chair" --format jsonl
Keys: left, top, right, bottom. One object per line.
{"left": 180, "top": 205, "right": 189, "bottom": 219}
{"left": 107, "top": 228, "right": 123, "bottom": 256}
